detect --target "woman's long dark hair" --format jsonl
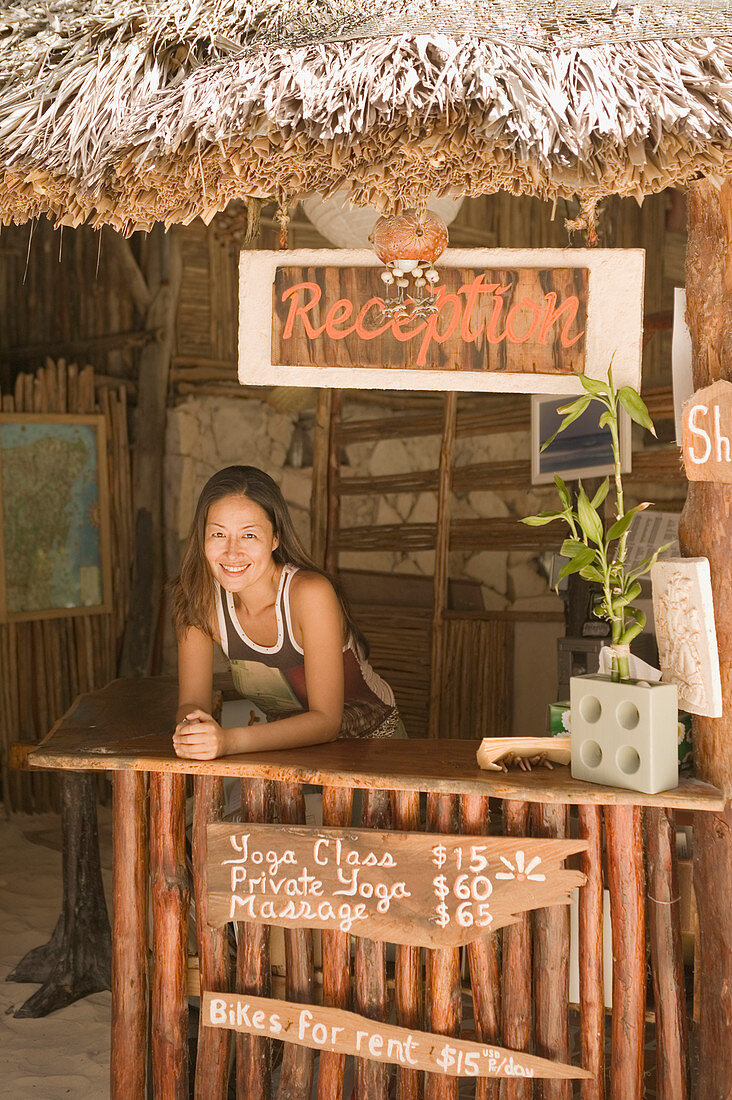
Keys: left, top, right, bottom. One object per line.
{"left": 171, "top": 465, "right": 367, "bottom": 653}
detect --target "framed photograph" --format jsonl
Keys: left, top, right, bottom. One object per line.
{"left": 531, "top": 394, "right": 632, "bottom": 485}
{"left": 0, "top": 414, "right": 112, "bottom": 622}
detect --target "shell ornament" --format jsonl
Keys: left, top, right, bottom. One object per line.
{"left": 369, "top": 208, "right": 449, "bottom": 320}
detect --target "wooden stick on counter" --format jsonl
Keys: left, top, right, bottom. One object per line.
{"left": 276, "top": 781, "right": 315, "bottom": 1100}
{"left": 531, "top": 803, "right": 571, "bottom": 1100}
{"left": 645, "top": 807, "right": 688, "bottom": 1100}
{"left": 604, "top": 806, "right": 645, "bottom": 1100}
{"left": 111, "top": 771, "right": 148, "bottom": 1100}
{"left": 577, "top": 805, "right": 605, "bottom": 1100}
{"left": 355, "top": 788, "right": 392, "bottom": 1100}
{"left": 425, "top": 792, "right": 462, "bottom": 1100}
{"left": 500, "top": 800, "right": 532, "bottom": 1100}
{"left": 193, "top": 776, "right": 231, "bottom": 1100}
{"left": 151, "top": 773, "right": 190, "bottom": 1100}
{"left": 318, "top": 786, "right": 354, "bottom": 1100}
{"left": 461, "top": 793, "right": 500, "bottom": 1100}
{"left": 393, "top": 789, "right": 423, "bottom": 1100}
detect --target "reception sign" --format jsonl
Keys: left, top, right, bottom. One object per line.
{"left": 682, "top": 380, "right": 732, "bottom": 482}
{"left": 206, "top": 823, "right": 586, "bottom": 948}
{"left": 239, "top": 248, "right": 644, "bottom": 393}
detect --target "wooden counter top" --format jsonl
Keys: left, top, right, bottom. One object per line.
{"left": 29, "top": 676, "right": 725, "bottom": 810}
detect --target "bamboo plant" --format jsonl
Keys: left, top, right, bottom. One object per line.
{"left": 522, "top": 371, "right": 669, "bottom": 682}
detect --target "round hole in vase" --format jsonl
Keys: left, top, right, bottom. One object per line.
{"left": 616, "top": 745, "right": 641, "bottom": 775}
{"left": 580, "top": 740, "right": 603, "bottom": 768}
{"left": 579, "top": 695, "right": 602, "bottom": 724}
{"left": 616, "top": 701, "right": 640, "bottom": 730}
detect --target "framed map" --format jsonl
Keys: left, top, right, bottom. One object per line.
{"left": 0, "top": 414, "right": 112, "bottom": 622}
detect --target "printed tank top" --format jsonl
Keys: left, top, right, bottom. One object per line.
{"left": 215, "top": 565, "right": 398, "bottom": 739}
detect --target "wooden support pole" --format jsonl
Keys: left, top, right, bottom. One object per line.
{"left": 428, "top": 391, "right": 458, "bottom": 738}
{"left": 111, "top": 771, "right": 148, "bottom": 1100}
{"left": 577, "top": 805, "right": 605, "bottom": 1100}
{"left": 311, "top": 389, "right": 333, "bottom": 567}
{"left": 680, "top": 177, "right": 732, "bottom": 1097}
{"left": 318, "top": 785, "right": 354, "bottom": 1100}
{"left": 151, "top": 772, "right": 189, "bottom": 1100}
{"left": 500, "top": 801, "right": 532, "bottom": 1100}
{"left": 324, "top": 389, "right": 342, "bottom": 577}
{"left": 236, "top": 778, "right": 272, "bottom": 1099}
{"left": 461, "top": 793, "right": 500, "bottom": 1100}
{"left": 531, "top": 803, "right": 571, "bottom": 1100}
{"left": 393, "top": 789, "right": 423, "bottom": 1100}
{"left": 355, "top": 788, "right": 392, "bottom": 1100}
{"left": 604, "top": 805, "right": 644, "bottom": 1100}
{"left": 276, "top": 781, "right": 314, "bottom": 1100}
{"left": 193, "top": 776, "right": 231, "bottom": 1100}
{"left": 425, "top": 792, "right": 461, "bottom": 1100}
{"left": 645, "top": 808, "right": 688, "bottom": 1100}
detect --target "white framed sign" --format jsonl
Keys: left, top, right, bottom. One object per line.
{"left": 238, "top": 248, "right": 645, "bottom": 394}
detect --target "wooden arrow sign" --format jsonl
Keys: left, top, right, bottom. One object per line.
{"left": 202, "top": 992, "right": 591, "bottom": 1080}
{"left": 206, "top": 823, "right": 586, "bottom": 948}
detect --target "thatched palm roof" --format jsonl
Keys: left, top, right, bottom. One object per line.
{"left": 2, "top": 1, "right": 732, "bottom": 230}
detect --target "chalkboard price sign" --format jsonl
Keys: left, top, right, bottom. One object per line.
{"left": 207, "top": 823, "right": 586, "bottom": 948}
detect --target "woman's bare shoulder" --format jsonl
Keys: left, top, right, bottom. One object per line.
{"left": 289, "top": 569, "right": 340, "bottom": 609}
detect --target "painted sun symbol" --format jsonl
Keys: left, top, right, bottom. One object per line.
{"left": 495, "top": 850, "right": 546, "bottom": 882}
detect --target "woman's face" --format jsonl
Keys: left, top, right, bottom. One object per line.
{"left": 203, "top": 493, "right": 279, "bottom": 594}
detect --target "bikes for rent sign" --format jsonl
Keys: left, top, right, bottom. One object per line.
{"left": 206, "top": 823, "right": 586, "bottom": 948}
{"left": 238, "top": 248, "right": 644, "bottom": 394}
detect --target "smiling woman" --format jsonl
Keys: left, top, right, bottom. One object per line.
{"left": 170, "top": 466, "right": 401, "bottom": 760}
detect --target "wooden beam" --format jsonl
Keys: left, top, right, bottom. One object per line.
{"left": 678, "top": 176, "right": 732, "bottom": 1096}
{"left": 102, "top": 231, "right": 152, "bottom": 316}
{"left": 337, "top": 518, "right": 562, "bottom": 553}
{"left": 429, "top": 391, "right": 457, "bottom": 739}
{"left": 119, "top": 226, "right": 182, "bottom": 677}
{"left": 0, "top": 328, "right": 156, "bottom": 363}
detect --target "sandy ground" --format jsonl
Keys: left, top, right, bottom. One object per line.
{"left": 0, "top": 807, "right": 112, "bottom": 1099}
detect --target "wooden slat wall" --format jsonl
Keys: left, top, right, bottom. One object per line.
{"left": 0, "top": 362, "right": 132, "bottom": 812}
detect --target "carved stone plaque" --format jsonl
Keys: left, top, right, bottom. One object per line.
{"left": 206, "top": 823, "right": 586, "bottom": 948}
{"left": 202, "top": 993, "right": 591, "bottom": 1080}
{"left": 651, "top": 557, "right": 722, "bottom": 717}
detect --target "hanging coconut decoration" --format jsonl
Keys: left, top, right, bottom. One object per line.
{"left": 369, "top": 207, "right": 449, "bottom": 319}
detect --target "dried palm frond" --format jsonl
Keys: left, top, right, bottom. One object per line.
{"left": 2, "top": 1, "right": 732, "bottom": 228}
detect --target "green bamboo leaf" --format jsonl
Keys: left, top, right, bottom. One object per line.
{"left": 579, "top": 375, "right": 609, "bottom": 397}
{"left": 579, "top": 565, "right": 606, "bottom": 584}
{"left": 540, "top": 396, "right": 591, "bottom": 452}
{"left": 560, "top": 538, "right": 587, "bottom": 558}
{"left": 606, "top": 502, "right": 650, "bottom": 542}
{"left": 598, "top": 409, "right": 614, "bottom": 429}
{"left": 577, "top": 484, "right": 605, "bottom": 546}
{"left": 591, "top": 478, "right": 610, "bottom": 508}
{"left": 553, "top": 474, "right": 571, "bottom": 508}
{"left": 617, "top": 387, "right": 657, "bottom": 437}
{"left": 521, "top": 511, "right": 563, "bottom": 527}
{"left": 558, "top": 547, "right": 596, "bottom": 580}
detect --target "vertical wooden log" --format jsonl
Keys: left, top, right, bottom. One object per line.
{"left": 151, "top": 772, "right": 189, "bottom": 1100}
{"left": 193, "top": 775, "right": 231, "bottom": 1100}
{"left": 429, "top": 391, "right": 457, "bottom": 738}
{"left": 531, "top": 803, "right": 571, "bottom": 1100}
{"left": 604, "top": 806, "right": 644, "bottom": 1100}
{"left": 576, "top": 805, "right": 605, "bottom": 1100}
{"left": 425, "top": 792, "right": 461, "bottom": 1100}
{"left": 500, "top": 801, "right": 532, "bottom": 1100}
{"left": 680, "top": 177, "right": 732, "bottom": 1096}
{"left": 237, "top": 778, "right": 272, "bottom": 1100}
{"left": 393, "top": 790, "right": 423, "bottom": 1100}
{"left": 324, "top": 389, "right": 342, "bottom": 577}
{"left": 276, "top": 781, "right": 314, "bottom": 1100}
{"left": 460, "top": 793, "right": 500, "bottom": 1100}
{"left": 311, "top": 389, "right": 333, "bottom": 566}
{"left": 645, "top": 808, "right": 688, "bottom": 1100}
{"left": 355, "top": 788, "right": 392, "bottom": 1100}
{"left": 318, "top": 786, "right": 354, "bottom": 1100}
{"left": 111, "top": 771, "right": 148, "bottom": 1100}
